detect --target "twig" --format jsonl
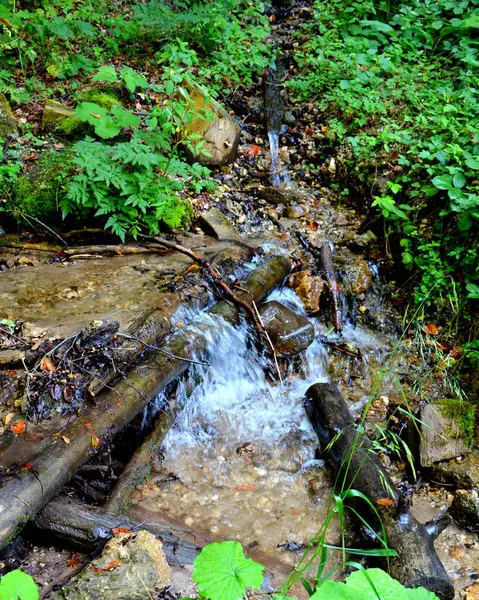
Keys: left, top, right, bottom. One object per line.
{"left": 138, "top": 234, "right": 283, "bottom": 381}
{"left": 14, "top": 210, "right": 68, "bottom": 246}
{"left": 117, "top": 332, "right": 210, "bottom": 366}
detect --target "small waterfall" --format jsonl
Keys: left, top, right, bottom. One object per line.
{"left": 265, "top": 61, "right": 292, "bottom": 188}
{"left": 268, "top": 130, "right": 292, "bottom": 188}
{"left": 159, "top": 291, "right": 328, "bottom": 455}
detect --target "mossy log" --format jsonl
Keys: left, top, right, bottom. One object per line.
{"left": 304, "top": 383, "right": 454, "bottom": 600}
{"left": 0, "top": 255, "right": 291, "bottom": 550}
{"left": 34, "top": 496, "right": 201, "bottom": 566}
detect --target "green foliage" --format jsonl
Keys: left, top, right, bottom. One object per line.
{"left": 191, "top": 541, "right": 264, "bottom": 600}
{"left": 62, "top": 72, "right": 214, "bottom": 240}
{"left": 290, "top": 0, "right": 479, "bottom": 314}
{"left": 439, "top": 399, "right": 477, "bottom": 446}
{"left": 0, "top": 570, "right": 39, "bottom": 600}
{"left": 310, "top": 568, "right": 439, "bottom": 600}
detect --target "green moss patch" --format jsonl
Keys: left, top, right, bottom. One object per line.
{"left": 440, "top": 399, "right": 477, "bottom": 447}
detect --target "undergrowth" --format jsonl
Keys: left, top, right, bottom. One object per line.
{"left": 290, "top": 0, "right": 479, "bottom": 330}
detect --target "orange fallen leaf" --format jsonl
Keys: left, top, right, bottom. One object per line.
{"left": 112, "top": 527, "right": 131, "bottom": 537}
{"left": 84, "top": 423, "right": 92, "bottom": 429}
{"left": 10, "top": 421, "right": 26, "bottom": 435}
{"left": 235, "top": 484, "right": 255, "bottom": 492}
{"left": 375, "top": 497, "right": 396, "bottom": 507}
{"left": 62, "top": 435, "right": 71, "bottom": 444}
{"left": 5, "top": 369, "right": 17, "bottom": 376}
{"left": 89, "top": 431, "right": 100, "bottom": 447}
{"left": 19, "top": 462, "right": 33, "bottom": 470}
{"left": 67, "top": 552, "right": 82, "bottom": 568}
{"left": 40, "top": 356, "right": 56, "bottom": 373}
{"left": 424, "top": 323, "right": 439, "bottom": 335}
{"left": 186, "top": 264, "right": 200, "bottom": 273}
{"left": 246, "top": 144, "right": 261, "bottom": 157}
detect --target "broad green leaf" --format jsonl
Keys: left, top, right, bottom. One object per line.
{"left": 119, "top": 66, "right": 148, "bottom": 93}
{"left": 0, "top": 570, "right": 39, "bottom": 600}
{"left": 94, "top": 116, "right": 122, "bottom": 139}
{"left": 406, "top": 587, "right": 442, "bottom": 600}
{"left": 361, "top": 20, "right": 395, "bottom": 34}
{"left": 432, "top": 175, "right": 453, "bottom": 190}
{"left": 311, "top": 580, "right": 354, "bottom": 600}
{"left": 343, "top": 568, "right": 409, "bottom": 600}
{"left": 76, "top": 102, "right": 108, "bottom": 124}
{"left": 192, "top": 541, "right": 264, "bottom": 600}
{"left": 453, "top": 172, "right": 466, "bottom": 189}
{"left": 465, "top": 157, "right": 479, "bottom": 170}
{"left": 110, "top": 106, "right": 141, "bottom": 128}
{"left": 92, "top": 65, "right": 118, "bottom": 83}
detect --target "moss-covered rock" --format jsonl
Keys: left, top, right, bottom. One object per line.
{"left": 12, "top": 150, "right": 72, "bottom": 223}
{"left": 76, "top": 88, "right": 122, "bottom": 110}
{"left": 0, "top": 93, "right": 17, "bottom": 139}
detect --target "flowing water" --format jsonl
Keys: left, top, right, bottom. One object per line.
{"left": 268, "top": 130, "right": 292, "bottom": 188}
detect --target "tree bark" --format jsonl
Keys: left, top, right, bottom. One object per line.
{"left": 304, "top": 382, "right": 454, "bottom": 600}
{"left": 34, "top": 496, "right": 202, "bottom": 566}
{"left": 0, "top": 255, "right": 291, "bottom": 550}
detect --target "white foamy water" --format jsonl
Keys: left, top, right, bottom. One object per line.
{"left": 160, "top": 291, "right": 328, "bottom": 454}
{"left": 268, "top": 130, "right": 292, "bottom": 188}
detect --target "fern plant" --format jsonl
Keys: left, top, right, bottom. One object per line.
{"left": 61, "top": 70, "right": 214, "bottom": 240}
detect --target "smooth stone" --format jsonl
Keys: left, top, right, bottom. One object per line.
{"left": 344, "top": 258, "right": 372, "bottom": 294}
{"left": 431, "top": 455, "right": 479, "bottom": 489}
{"left": 258, "top": 186, "right": 310, "bottom": 206}
{"left": 284, "top": 204, "right": 308, "bottom": 219}
{"left": 451, "top": 489, "right": 479, "bottom": 532}
{"left": 259, "top": 300, "right": 314, "bottom": 357}
{"left": 198, "top": 207, "right": 241, "bottom": 241}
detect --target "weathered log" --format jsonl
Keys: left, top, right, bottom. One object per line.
{"left": 304, "top": 382, "right": 454, "bottom": 600}
{"left": 105, "top": 397, "right": 181, "bottom": 515}
{"left": 0, "top": 255, "right": 291, "bottom": 549}
{"left": 34, "top": 496, "right": 201, "bottom": 566}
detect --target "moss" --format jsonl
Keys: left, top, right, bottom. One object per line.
{"left": 76, "top": 88, "right": 122, "bottom": 110}
{"left": 440, "top": 399, "right": 477, "bottom": 446}
{"left": 0, "top": 92, "right": 17, "bottom": 139}
{"left": 12, "top": 150, "right": 73, "bottom": 223}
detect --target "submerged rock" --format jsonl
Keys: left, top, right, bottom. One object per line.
{"left": 183, "top": 81, "right": 241, "bottom": 165}
{"left": 259, "top": 300, "right": 314, "bottom": 356}
{"left": 288, "top": 269, "right": 324, "bottom": 315}
{"left": 344, "top": 258, "right": 372, "bottom": 294}
{"left": 451, "top": 489, "right": 479, "bottom": 532}
{"left": 0, "top": 93, "right": 17, "bottom": 138}
{"left": 198, "top": 207, "right": 241, "bottom": 241}
{"left": 258, "top": 186, "right": 310, "bottom": 206}
{"left": 58, "top": 530, "right": 171, "bottom": 600}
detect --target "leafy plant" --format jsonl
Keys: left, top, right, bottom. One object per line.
{"left": 191, "top": 541, "right": 264, "bottom": 600}
{"left": 0, "top": 570, "right": 39, "bottom": 600}
{"left": 310, "top": 568, "right": 439, "bottom": 600}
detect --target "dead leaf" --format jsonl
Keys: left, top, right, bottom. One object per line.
{"left": 19, "top": 462, "right": 33, "bottom": 470}
{"left": 10, "top": 421, "right": 26, "bottom": 435}
{"left": 67, "top": 552, "right": 82, "bottom": 568}
{"left": 424, "top": 323, "right": 439, "bottom": 335}
{"left": 40, "top": 356, "right": 56, "bottom": 373}
{"left": 112, "top": 527, "right": 131, "bottom": 537}
{"left": 5, "top": 370, "right": 16, "bottom": 376}
{"left": 375, "top": 497, "right": 396, "bottom": 507}
{"left": 246, "top": 144, "right": 261, "bottom": 157}
{"left": 235, "top": 484, "right": 255, "bottom": 492}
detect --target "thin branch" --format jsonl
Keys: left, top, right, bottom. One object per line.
{"left": 117, "top": 332, "right": 210, "bottom": 366}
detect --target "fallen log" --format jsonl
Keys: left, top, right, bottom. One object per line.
{"left": 34, "top": 496, "right": 202, "bottom": 567}
{"left": 304, "top": 382, "right": 454, "bottom": 600}
{"left": 0, "top": 255, "right": 291, "bottom": 550}
{"left": 105, "top": 396, "right": 181, "bottom": 515}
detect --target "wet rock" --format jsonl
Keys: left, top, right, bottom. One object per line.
{"left": 284, "top": 204, "right": 308, "bottom": 219}
{"left": 0, "top": 349, "right": 25, "bottom": 367}
{"left": 198, "top": 207, "right": 241, "bottom": 241}
{"left": 183, "top": 81, "right": 241, "bottom": 165}
{"left": 58, "top": 530, "right": 171, "bottom": 600}
{"left": 259, "top": 301, "right": 314, "bottom": 356}
{"left": 420, "top": 401, "right": 472, "bottom": 467}
{"left": 431, "top": 455, "right": 479, "bottom": 489}
{"left": 352, "top": 230, "right": 378, "bottom": 248}
{"left": 451, "top": 489, "right": 479, "bottom": 533}
{"left": 288, "top": 269, "right": 324, "bottom": 315}
{"left": 258, "top": 186, "right": 310, "bottom": 206}
{"left": 344, "top": 258, "right": 372, "bottom": 294}
{"left": 0, "top": 93, "right": 17, "bottom": 138}
{"left": 284, "top": 111, "right": 295, "bottom": 125}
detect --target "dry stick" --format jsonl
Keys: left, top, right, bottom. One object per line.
{"left": 116, "top": 332, "right": 209, "bottom": 366}
{"left": 296, "top": 233, "right": 343, "bottom": 332}
{"left": 14, "top": 210, "right": 69, "bottom": 247}
{"left": 140, "top": 234, "right": 283, "bottom": 380}
{"left": 0, "top": 255, "right": 291, "bottom": 550}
